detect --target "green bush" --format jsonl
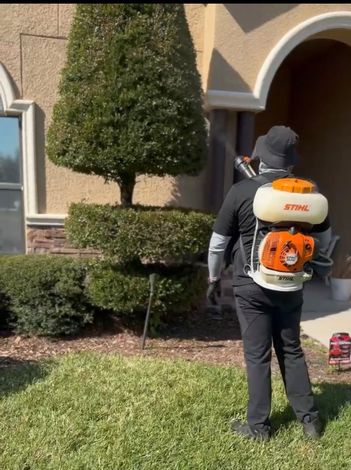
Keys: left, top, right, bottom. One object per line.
{"left": 0, "top": 291, "right": 10, "bottom": 330}
{"left": 46, "top": 4, "right": 207, "bottom": 206}
{"left": 0, "top": 256, "right": 207, "bottom": 337}
{"left": 87, "top": 262, "right": 207, "bottom": 319}
{"left": 44, "top": 4, "right": 210, "bottom": 332}
{"left": 66, "top": 204, "right": 215, "bottom": 264}
{"left": 0, "top": 256, "right": 93, "bottom": 337}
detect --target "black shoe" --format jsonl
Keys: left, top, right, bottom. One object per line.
{"left": 230, "top": 420, "right": 271, "bottom": 442}
{"left": 302, "top": 416, "right": 323, "bottom": 439}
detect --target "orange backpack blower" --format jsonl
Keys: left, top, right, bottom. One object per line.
{"left": 248, "top": 178, "right": 328, "bottom": 292}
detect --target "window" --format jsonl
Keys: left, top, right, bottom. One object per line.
{"left": 0, "top": 116, "right": 25, "bottom": 253}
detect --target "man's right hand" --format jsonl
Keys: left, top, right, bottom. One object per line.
{"left": 206, "top": 279, "right": 222, "bottom": 305}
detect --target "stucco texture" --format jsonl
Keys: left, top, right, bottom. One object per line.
{"left": 0, "top": 4, "right": 208, "bottom": 214}
{"left": 255, "top": 38, "right": 351, "bottom": 251}
{"left": 3, "top": 4, "right": 351, "bottom": 215}
{"left": 205, "top": 4, "right": 351, "bottom": 92}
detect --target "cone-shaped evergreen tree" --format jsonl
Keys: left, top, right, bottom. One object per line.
{"left": 47, "top": 4, "right": 207, "bottom": 206}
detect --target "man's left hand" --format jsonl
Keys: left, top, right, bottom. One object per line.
{"left": 207, "top": 279, "right": 222, "bottom": 305}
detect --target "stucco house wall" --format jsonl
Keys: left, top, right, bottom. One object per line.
{"left": 0, "top": 4, "right": 350, "bottom": 252}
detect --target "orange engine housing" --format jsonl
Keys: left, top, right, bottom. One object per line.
{"left": 259, "top": 231, "right": 315, "bottom": 272}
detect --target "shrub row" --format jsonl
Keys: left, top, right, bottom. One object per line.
{"left": 0, "top": 256, "right": 207, "bottom": 337}
{"left": 88, "top": 262, "right": 207, "bottom": 316}
{"left": 65, "top": 204, "right": 215, "bottom": 264}
{"left": 0, "top": 256, "right": 93, "bottom": 337}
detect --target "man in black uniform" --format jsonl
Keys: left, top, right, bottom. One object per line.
{"left": 207, "top": 126, "right": 330, "bottom": 441}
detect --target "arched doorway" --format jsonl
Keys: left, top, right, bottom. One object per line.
{"left": 255, "top": 37, "right": 351, "bottom": 251}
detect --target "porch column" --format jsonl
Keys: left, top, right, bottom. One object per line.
{"left": 234, "top": 111, "right": 256, "bottom": 183}
{"left": 207, "top": 109, "right": 229, "bottom": 212}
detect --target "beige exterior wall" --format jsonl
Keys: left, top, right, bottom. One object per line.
{"left": 255, "top": 38, "right": 351, "bottom": 250}
{"left": 204, "top": 4, "right": 351, "bottom": 92}
{"left": 255, "top": 64, "right": 292, "bottom": 139}
{"left": 0, "top": 4, "right": 208, "bottom": 217}
{"left": 1, "top": 4, "right": 351, "bottom": 220}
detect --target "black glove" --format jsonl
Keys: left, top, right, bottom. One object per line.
{"left": 206, "top": 279, "right": 221, "bottom": 305}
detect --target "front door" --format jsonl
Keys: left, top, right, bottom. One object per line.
{"left": 0, "top": 116, "right": 25, "bottom": 254}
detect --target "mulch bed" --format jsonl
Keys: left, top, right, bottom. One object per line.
{"left": 0, "top": 308, "right": 350, "bottom": 384}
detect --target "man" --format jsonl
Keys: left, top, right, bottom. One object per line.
{"left": 207, "top": 126, "right": 330, "bottom": 441}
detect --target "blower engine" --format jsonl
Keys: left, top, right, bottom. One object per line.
{"left": 329, "top": 332, "right": 351, "bottom": 366}
{"left": 234, "top": 156, "right": 329, "bottom": 292}
{"left": 251, "top": 178, "right": 328, "bottom": 291}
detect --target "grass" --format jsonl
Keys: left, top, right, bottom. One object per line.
{"left": 0, "top": 353, "right": 350, "bottom": 470}
{"left": 302, "top": 336, "right": 328, "bottom": 353}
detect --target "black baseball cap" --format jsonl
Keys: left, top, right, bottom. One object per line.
{"left": 252, "top": 125, "right": 300, "bottom": 169}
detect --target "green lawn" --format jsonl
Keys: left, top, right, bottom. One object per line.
{"left": 0, "top": 353, "right": 350, "bottom": 470}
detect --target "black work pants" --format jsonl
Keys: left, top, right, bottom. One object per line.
{"left": 234, "top": 283, "right": 319, "bottom": 430}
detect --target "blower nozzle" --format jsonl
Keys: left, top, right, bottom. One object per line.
{"left": 234, "top": 156, "right": 257, "bottom": 178}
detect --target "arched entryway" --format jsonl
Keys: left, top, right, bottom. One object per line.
{"left": 255, "top": 37, "right": 351, "bottom": 251}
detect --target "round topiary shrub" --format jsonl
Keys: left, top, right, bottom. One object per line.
{"left": 46, "top": 4, "right": 207, "bottom": 206}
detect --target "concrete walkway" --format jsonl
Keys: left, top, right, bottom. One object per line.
{"left": 301, "top": 279, "right": 351, "bottom": 347}
{"left": 213, "top": 270, "right": 351, "bottom": 348}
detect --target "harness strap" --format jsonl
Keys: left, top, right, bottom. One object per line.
{"left": 239, "top": 174, "right": 270, "bottom": 272}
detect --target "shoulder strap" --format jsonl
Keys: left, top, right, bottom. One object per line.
{"left": 251, "top": 174, "right": 270, "bottom": 186}
{"left": 239, "top": 174, "right": 269, "bottom": 266}
{"left": 239, "top": 235, "right": 247, "bottom": 266}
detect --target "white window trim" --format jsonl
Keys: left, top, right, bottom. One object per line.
{"left": 0, "top": 63, "right": 65, "bottom": 228}
{"left": 206, "top": 11, "right": 351, "bottom": 112}
{"left": 25, "top": 214, "right": 66, "bottom": 226}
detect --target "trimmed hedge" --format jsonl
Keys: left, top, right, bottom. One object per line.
{"left": 0, "top": 256, "right": 93, "bottom": 337}
{"left": 65, "top": 203, "right": 215, "bottom": 264}
{"left": 0, "top": 256, "right": 207, "bottom": 337}
{"left": 87, "top": 261, "right": 207, "bottom": 317}
{"left": 0, "top": 290, "right": 10, "bottom": 330}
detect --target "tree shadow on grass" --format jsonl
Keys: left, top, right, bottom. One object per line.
{"left": 0, "top": 357, "right": 51, "bottom": 398}
{"left": 271, "top": 382, "right": 351, "bottom": 432}
{"left": 316, "top": 382, "right": 351, "bottom": 422}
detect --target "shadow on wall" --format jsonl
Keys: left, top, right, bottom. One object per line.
{"left": 207, "top": 48, "right": 251, "bottom": 92}
{"left": 35, "top": 105, "right": 47, "bottom": 213}
{"left": 224, "top": 4, "right": 297, "bottom": 34}
{"left": 166, "top": 171, "right": 209, "bottom": 212}
{"left": 3, "top": 64, "right": 21, "bottom": 99}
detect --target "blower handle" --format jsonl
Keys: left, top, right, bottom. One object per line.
{"left": 234, "top": 155, "right": 257, "bottom": 178}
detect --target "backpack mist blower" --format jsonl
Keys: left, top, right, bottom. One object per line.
{"left": 234, "top": 156, "right": 329, "bottom": 292}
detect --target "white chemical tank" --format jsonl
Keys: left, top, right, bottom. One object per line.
{"left": 253, "top": 178, "right": 328, "bottom": 225}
